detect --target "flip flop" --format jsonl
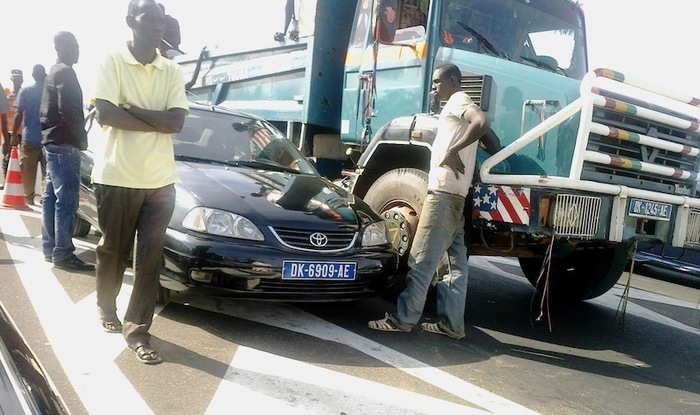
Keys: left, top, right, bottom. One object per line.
{"left": 132, "top": 345, "right": 163, "bottom": 365}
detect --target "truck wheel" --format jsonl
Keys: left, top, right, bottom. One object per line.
{"left": 363, "top": 168, "right": 428, "bottom": 297}
{"left": 518, "top": 243, "right": 629, "bottom": 301}
{"left": 73, "top": 215, "right": 92, "bottom": 237}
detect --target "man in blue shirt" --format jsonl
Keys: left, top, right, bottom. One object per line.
{"left": 12, "top": 64, "right": 47, "bottom": 205}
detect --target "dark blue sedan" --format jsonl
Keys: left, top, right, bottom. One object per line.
{"left": 76, "top": 103, "right": 399, "bottom": 302}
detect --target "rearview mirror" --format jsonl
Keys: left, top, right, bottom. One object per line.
{"left": 376, "top": 0, "right": 398, "bottom": 44}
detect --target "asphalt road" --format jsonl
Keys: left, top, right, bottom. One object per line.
{"left": 1, "top": 205, "right": 699, "bottom": 415}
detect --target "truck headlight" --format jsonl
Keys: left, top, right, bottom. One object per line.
{"left": 183, "top": 207, "right": 264, "bottom": 241}
{"left": 362, "top": 221, "right": 388, "bottom": 246}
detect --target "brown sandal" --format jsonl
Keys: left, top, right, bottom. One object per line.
{"left": 131, "top": 344, "right": 163, "bottom": 365}
{"left": 99, "top": 318, "right": 122, "bottom": 333}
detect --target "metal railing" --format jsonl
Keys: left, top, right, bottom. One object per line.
{"left": 480, "top": 68, "right": 700, "bottom": 245}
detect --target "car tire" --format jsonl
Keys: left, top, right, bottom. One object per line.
{"left": 155, "top": 285, "right": 171, "bottom": 305}
{"left": 73, "top": 215, "right": 92, "bottom": 237}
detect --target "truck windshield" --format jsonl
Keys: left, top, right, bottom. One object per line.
{"left": 440, "top": 0, "right": 587, "bottom": 79}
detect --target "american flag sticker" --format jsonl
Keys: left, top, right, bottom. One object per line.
{"left": 252, "top": 127, "right": 273, "bottom": 150}
{"left": 472, "top": 185, "right": 531, "bottom": 225}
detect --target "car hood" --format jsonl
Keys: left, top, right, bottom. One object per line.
{"left": 174, "top": 162, "right": 371, "bottom": 229}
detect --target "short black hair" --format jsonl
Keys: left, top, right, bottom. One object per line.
{"left": 31, "top": 65, "right": 46, "bottom": 78}
{"left": 128, "top": 0, "right": 158, "bottom": 16}
{"left": 435, "top": 63, "right": 461, "bottom": 82}
{"left": 54, "top": 31, "right": 76, "bottom": 47}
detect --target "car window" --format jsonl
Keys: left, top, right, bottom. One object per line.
{"left": 174, "top": 109, "right": 318, "bottom": 175}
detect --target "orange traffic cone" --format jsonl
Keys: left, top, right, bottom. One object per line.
{"left": 2, "top": 146, "right": 29, "bottom": 210}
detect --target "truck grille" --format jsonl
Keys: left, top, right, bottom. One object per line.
{"left": 270, "top": 226, "right": 357, "bottom": 252}
{"left": 582, "top": 90, "right": 700, "bottom": 196}
{"left": 553, "top": 194, "right": 602, "bottom": 238}
{"left": 460, "top": 74, "right": 491, "bottom": 111}
{"left": 686, "top": 210, "right": 700, "bottom": 244}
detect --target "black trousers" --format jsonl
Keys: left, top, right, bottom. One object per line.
{"left": 94, "top": 183, "right": 176, "bottom": 347}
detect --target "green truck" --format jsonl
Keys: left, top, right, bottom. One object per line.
{"left": 179, "top": 0, "right": 700, "bottom": 301}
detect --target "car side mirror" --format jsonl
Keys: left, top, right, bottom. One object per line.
{"left": 376, "top": 0, "right": 398, "bottom": 44}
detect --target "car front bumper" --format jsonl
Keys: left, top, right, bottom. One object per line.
{"left": 161, "top": 228, "right": 399, "bottom": 301}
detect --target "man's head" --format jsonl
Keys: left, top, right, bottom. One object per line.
{"left": 10, "top": 69, "right": 23, "bottom": 91}
{"left": 127, "top": 0, "right": 166, "bottom": 51}
{"left": 54, "top": 31, "right": 80, "bottom": 66}
{"left": 432, "top": 63, "right": 462, "bottom": 102}
{"left": 31, "top": 65, "right": 47, "bottom": 83}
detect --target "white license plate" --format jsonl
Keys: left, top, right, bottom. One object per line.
{"left": 282, "top": 261, "right": 357, "bottom": 280}
{"left": 628, "top": 198, "right": 672, "bottom": 221}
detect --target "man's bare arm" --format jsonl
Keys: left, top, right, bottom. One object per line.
{"left": 124, "top": 105, "right": 186, "bottom": 134}
{"left": 94, "top": 99, "right": 186, "bottom": 134}
{"left": 1, "top": 114, "right": 8, "bottom": 144}
{"left": 478, "top": 128, "right": 502, "bottom": 155}
{"left": 10, "top": 109, "right": 23, "bottom": 146}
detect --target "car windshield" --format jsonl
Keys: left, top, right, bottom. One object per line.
{"left": 173, "top": 108, "right": 317, "bottom": 175}
{"left": 440, "top": 0, "right": 587, "bottom": 80}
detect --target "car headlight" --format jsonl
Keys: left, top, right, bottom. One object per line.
{"left": 362, "top": 221, "right": 388, "bottom": 246}
{"left": 182, "top": 207, "right": 264, "bottom": 241}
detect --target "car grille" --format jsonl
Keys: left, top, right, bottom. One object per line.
{"left": 269, "top": 226, "right": 357, "bottom": 252}
{"left": 257, "top": 279, "right": 372, "bottom": 294}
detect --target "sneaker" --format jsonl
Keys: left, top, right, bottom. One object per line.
{"left": 273, "top": 32, "right": 285, "bottom": 41}
{"left": 420, "top": 321, "right": 465, "bottom": 340}
{"left": 289, "top": 30, "right": 299, "bottom": 41}
{"left": 368, "top": 313, "right": 411, "bottom": 333}
{"left": 53, "top": 254, "right": 95, "bottom": 271}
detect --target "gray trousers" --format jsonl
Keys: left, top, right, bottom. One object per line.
{"left": 94, "top": 184, "right": 176, "bottom": 347}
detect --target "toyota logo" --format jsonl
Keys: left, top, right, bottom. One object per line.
{"left": 309, "top": 232, "right": 328, "bottom": 247}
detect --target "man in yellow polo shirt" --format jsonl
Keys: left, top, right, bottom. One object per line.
{"left": 92, "top": 0, "right": 189, "bottom": 365}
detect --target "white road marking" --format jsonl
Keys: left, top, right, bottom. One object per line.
{"left": 208, "top": 346, "right": 493, "bottom": 415}
{"left": 1, "top": 210, "right": 155, "bottom": 415}
{"left": 193, "top": 298, "right": 539, "bottom": 415}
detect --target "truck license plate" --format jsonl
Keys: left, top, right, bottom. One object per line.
{"left": 282, "top": 261, "right": 357, "bottom": 280}
{"left": 628, "top": 198, "right": 672, "bottom": 221}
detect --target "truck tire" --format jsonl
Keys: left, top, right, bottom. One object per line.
{"left": 363, "top": 168, "right": 428, "bottom": 297}
{"left": 518, "top": 243, "right": 629, "bottom": 301}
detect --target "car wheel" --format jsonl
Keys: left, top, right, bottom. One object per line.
{"left": 155, "top": 285, "right": 171, "bottom": 305}
{"left": 73, "top": 215, "right": 92, "bottom": 237}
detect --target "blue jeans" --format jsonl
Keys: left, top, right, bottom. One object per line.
{"left": 393, "top": 191, "right": 469, "bottom": 336}
{"left": 42, "top": 144, "right": 81, "bottom": 262}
